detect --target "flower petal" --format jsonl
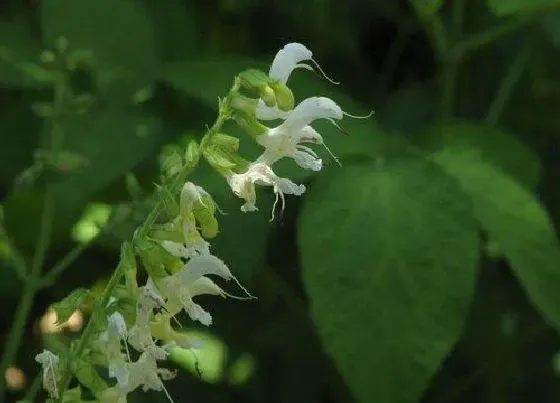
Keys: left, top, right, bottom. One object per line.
{"left": 255, "top": 99, "right": 290, "bottom": 121}
{"left": 268, "top": 43, "right": 312, "bottom": 83}
{"left": 282, "top": 97, "right": 343, "bottom": 131}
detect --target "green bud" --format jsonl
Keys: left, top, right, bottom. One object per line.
{"left": 238, "top": 68, "right": 270, "bottom": 93}
{"left": 270, "top": 81, "right": 294, "bottom": 111}
{"left": 194, "top": 208, "right": 219, "bottom": 238}
{"left": 156, "top": 184, "right": 180, "bottom": 218}
{"left": 230, "top": 93, "right": 258, "bottom": 116}
{"left": 185, "top": 139, "right": 200, "bottom": 170}
{"left": 261, "top": 85, "right": 276, "bottom": 107}
{"left": 120, "top": 241, "right": 138, "bottom": 295}
{"left": 160, "top": 145, "right": 183, "bottom": 178}
{"left": 211, "top": 133, "right": 239, "bottom": 152}
{"left": 235, "top": 113, "right": 268, "bottom": 139}
{"left": 136, "top": 239, "right": 170, "bottom": 281}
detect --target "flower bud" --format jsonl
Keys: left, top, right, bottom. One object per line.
{"left": 270, "top": 81, "right": 294, "bottom": 111}
{"left": 160, "top": 145, "right": 183, "bottom": 178}
{"left": 235, "top": 113, "right": 268, "bottom": 139}
{"left": 185, "top": 139, "right": 200, "bottom": 171}
{"left": 230, "top": 93, "right": 258, "bottom": 116}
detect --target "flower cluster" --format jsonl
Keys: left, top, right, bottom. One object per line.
{"left": 34, "top": 42, "right": 353, "bottom": 402}
{"left": 210, "top": 42, "right": 350, "bottom": 215}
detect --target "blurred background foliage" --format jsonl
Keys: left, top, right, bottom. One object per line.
{"left": 1, "top": 0, "right": 560, "bottom": 402}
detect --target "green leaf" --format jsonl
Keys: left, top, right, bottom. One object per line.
{"left": 298, "top": 158, "right": 479, "bottom": 403}
{"left": 0, "top": 22, "right": 54, "bottom": 87}
{"left": 161, "top": 57, "right": 263, "bottom": 108}
{"left": 50, "top": 111, "right": 159, "bottom": 211}
{"left": 70, "top": 357, "right": 108, "bottom": 394}
{"left": 424, "top": 121, "right": 541, "bottom": 189}
{"left": 137, "top": 0, "right": 198, "bottom": 62}
{"left": 487, "top": 0, "right": 560, "bottom": 16}
{"left": 53, "top": 288, "right": 91, "bottom": 323}
{"left": 433, "top": 147, "right": 560, "bottom": 331}
{"left": 41, "top": 0, "right": 159, "bottom": 102}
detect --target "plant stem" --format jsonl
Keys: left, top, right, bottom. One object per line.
{"left": 40, "top": 208, "right": 131, "bottom": 287}
{"left": 450, "top": 15, "right": 533, "bottom": 60}
{"left": 486, "top": 43, "right": 531, "bottom": 125}
{"left": 0, "top": 228, "right": 27, "bottom": 280}
{"left": 440, "top": 0, "right": 465, "bottom": 122}
{"left": 22, "top": 369, "right": 43, "bottom": 402}
{"left": 0, "top": 76, "right": 66, "bottom": 402}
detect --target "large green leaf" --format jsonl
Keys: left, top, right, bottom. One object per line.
{"left": 41, "top": 0, "right": 159, "bottom": 103}
{"left": 298, "top": 158, "right": 479, "bottom": 403}
{"left": 427, "top": 122, "right": 541, "bottom": 189}
{"left": 487, "top": 0, "right": 560, "bottom": 16}
{"left": 433, "top": 147, "right": 560, "bottom": 331}
{"left": 0, "top": 22, "right": 53, "bottom": 88}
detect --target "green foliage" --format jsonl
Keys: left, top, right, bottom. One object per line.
{"left": 51, "top": 112, "right": 159, "bottom": 209}
{"left": 0, "top": 22, "right": 53, "bottom": 87}
{"left": 52, "top": 288, "right": 91, "bottom": 324}
{"left": 298, "top": 158, "right": 479, "bottom": 403}
{"left": 433, "top": 147, "right": 560, "bottom": 331}
{"left": 431, "top": 122, "right": 541, "bottom": 189}
{"left": 487, "top": 0, "right": 560, "bottom": 16}
{"left": 41, "top": 0, "right": 159, "bottom": 104}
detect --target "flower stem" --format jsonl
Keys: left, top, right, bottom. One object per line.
{"left": 0, "top": 76, "right": 66, "bottom": 402}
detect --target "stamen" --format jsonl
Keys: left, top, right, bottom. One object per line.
{"left": 311, "top": 58, "right": 341, "bottom": 85}
{"left": 328, "top": 119, "right": 350, "bottom": 136}
{"left": 343, "top": 109, "right": 374, "bottom": 119}
{"left": 231, "top": 274, "right": 258, "bottom": 300}
{"left": 322, "top": 141, "right": 342, "bottom": 167}
{"left": 160, "top": 381, "right": 175, "bottom": 403}
{"left": 270, "top": 191, "right": 280, "bottom": 222}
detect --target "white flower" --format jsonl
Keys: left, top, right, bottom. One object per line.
{"left": 255, "top": 43, "right": 312, "bottom": 121}
{"left": 127, "top": 281, "right": 168, "bottom": 360}
{"left": 100, "top": 312, "right": 130, "bottom": 387}
{"left": 269, "top": 43, "right": 313, "bottom": 84}
{"left": 227, "top": 162, "right": 305, "bottom": 213}
{"left": 128, "top": 323, "right": 168, "bottom": 360}
{"left": 35, "top": 349, "right": 60, "bottom": 398}
{"left": 159, "top": 217, "right": 210, "bottom": 260}
{"left": 124, "top": 353, "right": 175, "bottom": 402}
{"left": 256, "top": 96, "right": 343, "bottom": 170}
{"left": 157, "top": 255, "right": 233, "bottom": 325}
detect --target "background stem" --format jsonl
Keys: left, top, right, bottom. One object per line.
{"left": 0, "top": 76, "right": 66, "bottom": 402}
